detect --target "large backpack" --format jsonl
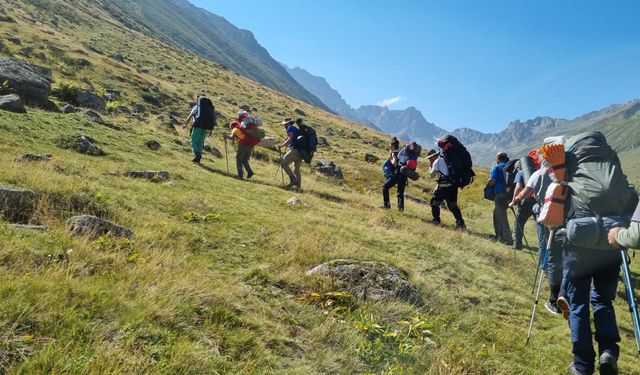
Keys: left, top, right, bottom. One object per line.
{"left": 296, "top": 123, "right": 318, "bottom": 164}
{"left": 565, "top": 131, "right": 638, "bottom": 216}
{"left": 193, "top": 97, "right": 216, "bottom": 130}
{"left": 239, "top": 117, "right": 265, "bottom": 146}
{"left": 441, "top": 135, "right": 475, "bottom": 188}
{"left": 503, "top": 159, "right": 518, "bottom": 194}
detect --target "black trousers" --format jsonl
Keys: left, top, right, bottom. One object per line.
{"left": 382, "top": 173, "right": 407, "bottom": 209}
{"left": 431, "top": 185, "right": 464, "bottom": 224}
{"left": 514, "top": 199, "right": 536, "bottom": 247}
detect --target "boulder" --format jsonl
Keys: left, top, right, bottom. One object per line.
{"left": 66, "top": 215, "right": 133, "bottom": 240}
{"left": 56, "top": 134, "right": 105, "bottom": 156}
{"left": 124, "top": 171, "right": 170, "bottom": 182}
{"left": 141, "top": 94, "right": 162, "bottom": 107}
{"left": 131, "top": 103, "right": 146, "bottom": 113}
{"left": 61, "top": 103, "right": 76, "bottom": 113}
{"left": 0, "top": 187, "right": 37, "bottom": 224}
{"left": 294, "top": 108, "right": 306, "bottom": 116}
{"left": 19, "top": 153, "right": 52, "bottom": 162}
{"left": 287, "top": 196, "right": 302, "bottom": 205}
{"left": 307, "top": 259, "right": 423, "bottom": 305}
{"left": 0, "top": 57, "right": 51, "bottom": 106}
{"left": 315, "top": 160, "right": 343, "bottom": 179}
{"left": 82, "top": 109, "right": 103, "bottom": 123}
{"left": 75, "top": 90, "right": 106, "bottom": 111}
{"left": 204, "top": 144, "right": 222, "bottom": 158}
{"left": 350, "top": 131, "right": 361, "bottom": 139}
{"left": 145, "top": 140, "right": 161, "bottom": 150}
{"left": 0, "top": 94, "right": 26, "bottom": 113}
{"left": 5, "top": 34, "right": 20, "bottom": 45}
{"left": 318, "top": 137, "right": 329, "bottom": 147}
{"left": 258, "top": 137, "right": 277, "bottom": 150}
{"left": 364, "top": 153, "right": 379, "bottom": 163}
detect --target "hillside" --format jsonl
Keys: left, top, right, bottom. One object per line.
{"left": 1, "top": 2, "right": 640, "bottom": 375}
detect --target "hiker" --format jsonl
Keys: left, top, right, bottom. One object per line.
{"left": 426, "top": 148, "right": 466, "bottom": 230}
{"left": 380, "top": 141, "right": 420, "bottom": 212}
{"left": 224, "top": 111, "right": 260, "bottom": 179}
{"left": 511, "top": 150, "right": 541, "bottom": 250}
{"left": 487, "top": 152, "right": 513, "bottom": 245}
{"left": 382, "top": 137, "right": 401, "bottom": 181}
{"left": 184, "top": 91, "right": 217, "bottom": 164}
{"left": 278, "top": 117, "right": 302, "bottom": 190}
{"left": 608, "top": 202, "right": 640, "bottom": 249}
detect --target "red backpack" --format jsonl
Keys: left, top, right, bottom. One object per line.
{"left": 239, "top": 121, "right": 262, "bottom": 146}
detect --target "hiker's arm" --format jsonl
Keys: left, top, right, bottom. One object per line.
{"left": 610, "top": 223, "right": 640, "bottom": 249}
{"left": 184, "top": 114, "right": 193, "bottom": 127}
{"left": 279, "top": 133, "right": 294, "bottom": 148}
{"left": 510, "top": 186, "right": 534, "bottom": 207}
{"left": 391, "top": 153, "right": 398, "bottom": 167}
{"left": 512, "top": 182, "right": 524, "bottom": 202}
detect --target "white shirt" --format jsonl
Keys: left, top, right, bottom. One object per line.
{"left": 430, "top": 157, "right": 449, "bottom": 177}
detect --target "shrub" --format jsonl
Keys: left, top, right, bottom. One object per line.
{"left": 51, "top": 81, "right": 79, "bottom": 102}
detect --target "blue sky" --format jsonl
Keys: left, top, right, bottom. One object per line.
{"left": 189, "top": 0, "right": 640, "bottom": 133}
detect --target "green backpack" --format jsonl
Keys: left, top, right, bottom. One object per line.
{"left": 565, "top": 131, "right": 638, "bottom": 216}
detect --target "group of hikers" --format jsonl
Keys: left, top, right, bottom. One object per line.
{"left": 181, "top": 92, "right": 639, "bottom": 374}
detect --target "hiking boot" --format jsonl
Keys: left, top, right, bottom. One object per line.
{"left": 544, "top": 301, "right": 561, "bottom": 316}
{"left": 568, "top": 362, "right": 586, "bottom": 375}
{"left": 247, "top": 172, "right": 254, "bottom": 179}
{"left": 512, "top": 243, "right": 523, "bottom": 250}
{"left": 455, "top": 222, "right": 467, "bottom": 231}
{"left": 379, "top": 204, "right": 391, "bottom": 209}
{"left": 192, "top": 154, "right": 202, "bottom": 164}
{"left": 398, "top": 207, "right": 404, "bottom": 212}
{"left": 432, "top": 218, "right": 441, "bottom": 226}
{"left": 556, "top": 296, "right": 570, "bottom": 320}
{"left": 599, "top": 351, "right": 618, "bottom": 375}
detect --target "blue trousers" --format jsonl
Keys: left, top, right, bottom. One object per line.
{"left": 564, "top": 248, "right": 621, "bottom": 374}
{"left": 382, "top": 173, "right": 407, "bottom": 210}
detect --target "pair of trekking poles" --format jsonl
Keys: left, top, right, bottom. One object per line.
{"left": 526, "top": 229, "right": 640, "bottom": 355}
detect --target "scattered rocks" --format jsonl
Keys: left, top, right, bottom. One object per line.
{"left": 67, "top": 215, "right": 133, "bottom": 240}
{"left": 307, "top": 259, "right": 423, "bottom": 305}
{"left": 75, "top": 90, "right": 106, "bottom": 111}
{"left": 204, "top": 144, "right": 222, "bottom": 158}
{"left": 55, "top": 134, "right": 105, "bottom": 156}
{"left": 19, "top": 153, "right": 52, "bottom": 162}
{"left": 350, "top": 131, "right": 361, "bottom": 139}
{"left": 318, "top": 137, "right": 329, "bottom": 147}
{"left": 124, "top": 171, "right": 170, "bottom": 182}
{"left": 0, "top": 187, "right": 37, "bottom": 224}
{"left": 258, "top": 137, "right": 277, "bottom": 150}
{"left": 294, "top": 108, "right": 306, "bottom": 116}
{"left": 0, "top": 57, "right": 51, "bottom": 106}
{"left": 287, "top": 196, "right": 302, "bottom": 205}
{"left": 82, "top": 109, "right": 103, "bottom": 123}
{"left": 61, "top": 103, "right": 77, "bottom": 113}
{"left": 5, "top": 34, "right": 21, "bottom": 45}
{"left": 315, "top": 160, "right": 343, "bottom": 179}
{"left": 364, "top": 153, "right": 380, "bottom": 163}
{"left": 145, "top": 140, "right": 161, "bottom": 150}
{"left": 0, "top": 94, "right": 26, "bottom": 113}
{"left": 131, "top": 103, "right": 146, "bottom": 113}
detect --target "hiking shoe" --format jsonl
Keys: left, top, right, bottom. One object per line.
{"left": 379, "top": 204, "right": 390, "bottom": 209}
{"left": 556, "top": 296, "right": 570, "bottom": 320}
{"left": 544, "top": 301, "right": 562, "bottom": 316}
{"left": 599, "top": 352, "right": 618, "bottom": 375}
{"left": 246, "top": 172, "right": 254, "bottom": 179}
{"left": 455, "top": 223, "right": 467, "bottom": 231}
{"left": 568, "top": 362, "right": 586, "bottom": 375}
{"left": 432, "top": 219, "right": 441, "bottom": 226}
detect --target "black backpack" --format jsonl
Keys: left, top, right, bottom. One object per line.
{"left": 503, "top": 159, "right": 519, "bottom": 194}
{"left": 296, "top": 123, "right": 318, "bottom": 164}
{"left": 441, "top": 135, "right": 475, "bottom": 189}
{"left": 193, "top": 97, "right": 217, "bottom": 130}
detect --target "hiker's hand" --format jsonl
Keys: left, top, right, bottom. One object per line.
{"left": 608, "top": 228, "right": 621, "bottom": 248}
{"left": 508, "top": 200, "right": 516, "bottom": 208}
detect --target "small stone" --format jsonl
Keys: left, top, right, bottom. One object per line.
{"left": 0, "top": 94, "right": 26, "bottom": 113}
{"left": 103, "top": 89, "right": 121, "bottom": 101}
{"left": 56, "top": 134, "right": 105, "bottom": 156}
{"left": 124, "top": 171, "right": 170, "bottom": 182}
{"left": 0, "top": 187, "right": 37, "bottom": 224}
{"left": 19, "top": 153, "right": 52, "bottom": 162}
{"left": 5, "top": 34, "right": 20, "bottom": 45}
{"left": 114, "top": 53, "right": 125, "bottom": 62}
{"left": 61, "top": 103, "right": 77, "bottom": 113}
{"left": 364, "top": 153, "right": 379, "bottom": 163}
{"left": 82, "top": 109, "right": 103, "bottom": 123}
{"left": 350, "top": 131, "right": 361, "bottom": 139}
{"left": 115, "top": 105, "right": 130, "bottom": 114}
{"left": 76, "top": 90, "right": 106, "bottom": 111}
{"left": 317, "top": 137, "right": 329, "bottom": 147}
{"left": 204, "top": 144, "right": 222, "bottom": 158}
{"left": 131, "top": 103, "right": 146, "bottom": 113}
{"left": 293, "top": 108, "right": 306, "bottom": 116}
{"left": 315, "top": 160, "right": 343, "bottom": 179}
{"left": 66, "top": 215, "right": 133, "bottom": 240}
{"left": 239, "top": 103, "right": 251, "bottom": 111}
{"left": 287, "top": 196, "right": 302, "bottom": 205}
{"left": 145, "top": 140, "right": 161, "bottom": 150}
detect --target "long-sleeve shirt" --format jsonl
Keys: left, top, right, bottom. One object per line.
{"left": 616, "top": 222, "right": 640, "bottom": 249}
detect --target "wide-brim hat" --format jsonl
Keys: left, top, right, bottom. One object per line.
{"left": 281, "top": 117, "right": 294, "bottom": 125}
{"left": 426, "top": 149, "right": 439, "bottom": 158}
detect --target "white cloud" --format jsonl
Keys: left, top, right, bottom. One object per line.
{"left": 377, "top": 96, "right": 406, "bottom": 107}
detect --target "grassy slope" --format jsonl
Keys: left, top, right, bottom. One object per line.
{"left": 1, "top": 2, "right": 640, "bottom": 374}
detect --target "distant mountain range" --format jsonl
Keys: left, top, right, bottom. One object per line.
{"left": 100, "top": 0, "right": 330, "bottom": 111}
{"left": 285, "top": 65, "right": 640, "bottom": 167}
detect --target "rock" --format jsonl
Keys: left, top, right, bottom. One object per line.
{"left": 0, "top": 94, "right": 26, "bottom": 113}
{"left": 5, "top": 34, "right": 20, "bottom": 45}
{"left": 103, "top": 89, "right": 121, "bottom": 101}
{"left": 145, "top": 140, "right": 161, "bottom": 150}
{"left": 0, "top": 187, "right": 37, "bottom": 224}
{"left": 350, "top": 131, "right": 361, "bottom": 139}
{"left": 19, "top": 47, "right": 33, "bottom": 56}
{"left": 114, "top": 53, "right": 125, "bottom": 62}
{"left": 307, "top": 259, "right": 423, "bottom": 305}
{"left": 82, "top": 109, "right": 103, "bottom": 123}
{"left": 66, "top": 215, "right": 133, "bottom": 240}
{"left": 61, "top": 103, "right": 77, "bottom": 113}
{"left": 124, "top": 171, "right": 170, "bottom": 182}
{"left": 115, "top": 105, "right": 130, "bottom": 114}
{"left": 318, "top": 137, "right": 329, "bottom": 147}
{"left": 258, "top": 137, "right": 277, "bottom": 150}
{"left": 19, "top": 153, "right": 52, "bottom": 162}
{"left": 204, "top": 144, "right": 222, "bottom": 158}
{"left": 287, "top": 196, "right": 302, "bottom": 205}
{"left": 11, "top": 224, "right": 47, "bottom": 231}
{"left": 315, "top": 160, "right": 343, "bottom": 179}
{"left": 364, "top": 153, "right": 379, "bottom": 163}
{"left": 43, "top": 99, "right": 59, "bottom": 112}
{"left": 239, "top": 103, "right": 251, "bottom": 111}
{"left": 75, "top": 90, "right": 106, "bottom": 111}
{"left": 56, "top": 134, "right": 105, "bottom": 156}
{"left": 0, "top": 7, "right": 5, "bottom": 14}
{"left": 75, "top": 58, "right": 91, "bottom": 67}
{"left": 131, "top": 103, "right": 146, "bottom": 113}
{"left": 141, "top": 94, "right": 162, "bottom": 107}
{"left": 0, "top": 57, "right": 51, "bottom": 105}
{"left": 293, "top": 108, "right": 306, "bottom": 116}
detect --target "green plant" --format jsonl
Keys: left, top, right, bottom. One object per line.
{"left": 105, "top": 100, "right": 123, "bottom": 112}
{"left": 51, "top": 81, "right": 79, "bottom": 102}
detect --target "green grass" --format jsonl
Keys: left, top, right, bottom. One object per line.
{"left": 1, "top": 2, "right": 640, "bottom": 374}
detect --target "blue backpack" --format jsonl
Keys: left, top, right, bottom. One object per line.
{"left": 383, "top": 159, "right": 394, "bottom": 180}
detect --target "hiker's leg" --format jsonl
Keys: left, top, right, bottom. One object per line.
{"left": 396, "top": 176, "right": 407, "bottom": 210}
{"left": 242, "top": 146, "right": 254, "bottom": 177}
{"left": 430, "top": 188, "right": 444, "bottom": 222}
{"left": 236, "top": 144, "right": 248, "bottom": 178}
{"left": 547, "top": 234, "right": 564, "bottom": 305}
{"left": 281, "top": 149, "right": 297, "bottom": 184}
{"left": 566, "top": 265, "right": 596, "bottom": 374}
{"left": 292, "top": 149, "right": 302, "bottom": 187}
{"left": 445, "top": 187, "right": 464, "bottom": 225}
{"left": 514, "top": 200, "right": 533, "bottom": 248}
{"left": 495, "top": 193, "right": 512, "bottom": 243}
{"left": 592, "top": 263, "right": 621, "bottom": 359}
{"left": 191, "top": 127, "right": 206, "bottom": 161}
{"left": 382, "top": 176, "right": 398, "bottom": 207}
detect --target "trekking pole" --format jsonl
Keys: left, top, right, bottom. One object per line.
{"left": 621, "top": 249, "right": 640, "bottom": 354}
{"left": 223, "top": 137, "right": 230, "bottom": 175}
{"left": 510, "top": 206, "right": 530, "bottom": 248}
{"left": 278, "top": 147, "right": 285, "bottom": 188}
{"left": 526, "top": 229, "right": 554, "bottom": 345}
